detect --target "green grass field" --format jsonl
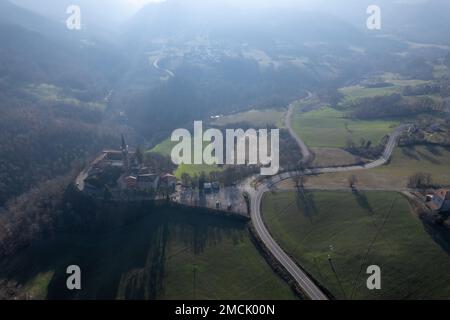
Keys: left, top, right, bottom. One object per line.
{"left": 150, "top": 108, "right": 284, "bottom": 178}
{"left": 149, "top": 138, "right": 224, "bottom": 178}
{"left": 340, "top": 85, "right": 401, "bottom": 99}
{"left": 173, "top": 163, "right": 224, "bottom": 179}
{"left": 0, "top": 209, "right": 296, "bottom": 300}
{"left": 374, "top": 145, "right": 450, "bottom": 185}
{"left": 262, "top": 191, "right": 450, "bottom": 299}
{"left": 150, "top": 138, "right": 177, "bottom": 157}
{"left": 377, "top": 73, "right": 431, "bottom": 87}
{"left": 211, "top": 109, "right": 285, "bottom": 128}
{"left": 291, "top": 107, "right": 398, "bottom": 148}
{"left": 433, "top": 64, "right": 450, "bottom": 79}
{"left": 26, "top": 83, "right": 106, "bottom": 110}
{"left": 307, "top": 145, "right": 450, "bottom": 189}
{"left": 339, "top": 85, "right": 402, "bottom": 107}
{"left": 338, "top": 73, "right": 431, "bottom": 108}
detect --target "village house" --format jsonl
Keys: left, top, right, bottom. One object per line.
{"left": 136, "top": 174, "right": 160, "bottom": 192}
{"left": 120, "top": 175, "right": 138, "bottom": 190}
{"left": 81, "top": 135, "right": 180, "bottom": 199}
{"left": 427, "top": 189, "right": 450, "bottom": 213}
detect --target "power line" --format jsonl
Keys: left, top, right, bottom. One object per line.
{"left": 350, "top": 196, "right": 397, "bottom": 299}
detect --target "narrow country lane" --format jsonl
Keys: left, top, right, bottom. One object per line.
{"left": 245, "top": 94, "right": 410, "bottom": 300}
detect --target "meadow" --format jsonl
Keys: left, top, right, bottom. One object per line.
{"left": 149, "top": 138, "right": 224, "bottom": 179}
{"left": 290, "top": 107, "right": 398, "bottom": 148}
{"left": 300, "top": 145, "right": 450, "bottom": 189}
{"left": 339, "top": 85, "right": 402, "bottom": 102}
{"left": 0, "top": 208, "right": 296, "bottom": 300}
{"left": 262, "top": 191, "right": 450, "bottom": 299}
{"left": 150, "top": 108, "right": 285, "bottom": 178}
{"left": 211, "top": 109, "right": 285, "bottom": 128}
{"left": 338, "top": 74, "right": 429, "bottom": 108}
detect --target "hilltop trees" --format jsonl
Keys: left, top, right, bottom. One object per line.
{"left": 0, "top": 175, "right": 71, "bottom": 259}
{"left": 408, "top": 173, "right": 435, "bottom": 189}
{"left": 348, "top": 94, "right": 446, "bottom": 120}
{"left": 0, "top": 95, "right": 117, "bottom": 206}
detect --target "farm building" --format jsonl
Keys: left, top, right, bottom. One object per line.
{"left": 427, "top": 189, "right": 450, "bottom": 213}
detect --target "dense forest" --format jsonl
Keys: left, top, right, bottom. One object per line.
{"left": 347, "top": 93, "right": 447, "bottom": 120}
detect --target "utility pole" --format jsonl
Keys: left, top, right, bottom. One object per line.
{"left": 328, "top": 246, "right": 347, "bottom": 299}
{"left": 193, "top": 267, "right": 197, "bottom": 300}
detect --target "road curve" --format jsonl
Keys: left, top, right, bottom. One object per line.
{"left": 153, "top": 58, "right": 175, "bottom": 78}
{"left": 284, "top": 92, "right": 313, "bottom": 162}
{"left": 246, "top": 96, "right": 409, "bottom": 300}
{"left": 248, "top": 185, "right": 329, "bottom": 300}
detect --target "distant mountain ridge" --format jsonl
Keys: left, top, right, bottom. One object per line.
{"left": 125, "top": 0, "right": 364, "bottom": 45}
{"left": 0, "top": 0, "right": 68, "bottom": 38}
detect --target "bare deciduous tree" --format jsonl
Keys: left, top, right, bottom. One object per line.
{"left": 348, "top": 175, "right": 358, "bottom": 191}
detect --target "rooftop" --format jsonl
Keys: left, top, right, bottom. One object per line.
{"left": 435, "top": 189, "right": 450, "bottom": 201}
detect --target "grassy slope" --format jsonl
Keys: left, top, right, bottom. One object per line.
{"left": 374, "top": 145, "right": 450, "bottom": 184}
{"left": 306, "top": 145, "right": 450, "bottom": 189}
{"left": 434, "top": 64, "right": 450, "bottom": 79}
{"left": 162, "top": 228, "right": 295, "bottom": 300}
{"left": 291, "top": 107, "right": 398, "bottom": 148}
{"left": 211, "top": 109, "right": 285, "bottom": 128}
{"left": 150, "top": 108, "right": 285, "bottom": 178}
{"left": 262, "top": 191, "right": 450, "bottom": 299}
{"left": 149, "top": 139, "right": 224, "bottom": 179}
{"left": 150, "top": 138, "right": 176, "bottom": 157}
{"left": 26, "top": 83, "right": 106, "bottom": 110}
{"left": 339, "top": 74, "right": 430, "bottom": 107}
{"left": 339, "top": 85, "right": 402, "bottom": 103}
{"left": 0, "top": 209, "right": 296, "bottom": 300}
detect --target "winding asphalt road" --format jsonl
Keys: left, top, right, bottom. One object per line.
{"left": 245, "top": 95, "right": 410, "bottom": 300}
{"left": 284, "top": 93, "right": 313, "bottom": 163}
{"left": 153, "top": 58, "right": 175, "bottom": 78}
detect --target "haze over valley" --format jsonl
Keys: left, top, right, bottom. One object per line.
{"left": 1, "top": 0, "right": 450, "bottom": 301}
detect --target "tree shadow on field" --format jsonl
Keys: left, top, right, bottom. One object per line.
{"left": 417, "top": 150, "right": 441, "bottom": 165}
{"left": 425, "top": 145, "right": 443, "bottom": 157}
{"left": 352, "top": 190, "right": 375, "bottom": 215}
{"left": 402, "top": 146, "right": 420, "bottom": 161}
{"left": 46, "top": 210, "right": 172, "bottom": 300}
{"left": 0, "top": 206, "right": 247, "bottom": 300}
{"left": 420, "top": 215, "right": 450, "bottom": 256}
{"left": 296, "top": 189, "right": 318, "bottom": 222}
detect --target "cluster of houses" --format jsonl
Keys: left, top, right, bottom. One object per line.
{"left": 83, "top": 135, "right": 177, "bottom": 198}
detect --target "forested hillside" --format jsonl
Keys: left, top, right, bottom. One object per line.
{"left": 0, "top": 0, "right": 123, "bottom": 205}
